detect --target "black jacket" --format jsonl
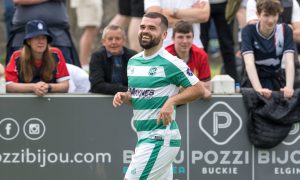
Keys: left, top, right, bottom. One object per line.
{"left": 89, "top": 47, "right": 137, "bottom": 95}
{"left": 242, "top": 88, "right": 300, "bottom": 149}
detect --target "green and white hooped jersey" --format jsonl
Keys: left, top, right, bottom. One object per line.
{"left": 127, "top": 48, "right": 199, "bottom": 147}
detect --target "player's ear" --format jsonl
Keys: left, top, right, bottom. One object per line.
{"left": 162, "top": 31, "right": 168, "bottom": 40}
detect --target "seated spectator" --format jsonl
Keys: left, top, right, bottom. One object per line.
{"left": 6, "top": 0, "right": 80, "bottom": 67}
{"left": 241, "top": 0, "right": 295, "bottom": 98}
{"left": 66, "top": 63, "right": 90, "bottom": 93}
{"left": 89, "top": 25, "right": 137, "bottom": 95}
{"left": 166, "top": 20, "right": 211, "bottom": 91}
{"left": 6, "top": 20, "right": 70, "bottom": 97}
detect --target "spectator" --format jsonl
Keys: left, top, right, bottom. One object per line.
{"left": 6, "top": 0, "right": 80, "bottom": 67}
{"left": 166, "top": 20, "right": 211, "bottom": 91}
{"left": 6, "top": 20, "right": 70, "bottom": 97}
{"left": 247, "top": 0, "right": 300, "bottom": 60}
{"left": 109, "top": 0, "right": 144, "bottom": 52}
{"left": 89, "top": 25, "right": 137, "bottom": 95}
{"left": 241, "top": 0, "right": 295, "bottom": 98}
{"left": 71, "top": 0, "right": 103, "bottom": 72}
{"left": 144, "top": 0, "right": 210, "bottom": 48}
{"left": 200, "top": 0, "right": 238, "bottom": 82}
{"left": 66, "top": 63, "right": 90, "bottom": 93}
{"left": 247, "top": 0, "right": 300, "bottom": 32}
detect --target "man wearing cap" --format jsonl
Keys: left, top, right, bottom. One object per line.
{"left": 6, "top": 19, "right": 70, "bottom": 97}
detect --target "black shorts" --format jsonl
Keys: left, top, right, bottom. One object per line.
{"left": 118, "top": 0, "right": 144, "bottom": 17}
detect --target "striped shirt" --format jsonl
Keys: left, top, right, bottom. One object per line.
{"left": 127, "top": 48, "right": 199, "bottom": 146}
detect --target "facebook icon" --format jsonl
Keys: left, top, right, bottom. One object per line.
{"left": 0, "top": 118, "right": 20, "bottom": 140}
{"left": 5, "top": 123, "right": 12, "bottom": 135}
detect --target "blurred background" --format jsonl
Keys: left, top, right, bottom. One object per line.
{"left": 0, "top": 0, "right": 118, "bottom": 63}
{"left": 0, "top": 0, "right": 226, "bottom": 76}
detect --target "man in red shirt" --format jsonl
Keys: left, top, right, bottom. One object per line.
{"left": 166, "top": 20, "right": 211, "bottom": 90}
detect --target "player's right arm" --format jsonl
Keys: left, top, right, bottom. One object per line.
{"left": 157, "top": 81, "right": 211, "bottom": 125}
{"left": 113, "top": 91, "right": 132, "bottom": 107}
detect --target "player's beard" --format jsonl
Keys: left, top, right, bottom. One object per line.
{"left": 139, "top": 32, "right": 161, "bottom": 50}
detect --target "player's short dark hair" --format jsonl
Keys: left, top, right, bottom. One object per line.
{"left": 256, "top": 0, "right": 283, "bottom": 15}
{"left": 143, "top": 12, "right": 168, "bottom": 31}
{"left": 172, "top": 20, "right": 194, "bottom": 37}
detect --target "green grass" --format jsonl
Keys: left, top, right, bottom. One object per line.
{"left": 210, "top": 62, "right": 222, "bottom": 78}
{"left": 209, "top": 55, "right": 222, "bottom": 78}
{"left": 1, "top": 53, "right": 5, "bottom": 65}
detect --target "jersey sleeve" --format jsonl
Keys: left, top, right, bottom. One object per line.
{"left": 5, "top": 52, "right": 19, "bottom": 83}
{"left": 53, "top": 49, "right": 70, "bottom": 82}
{"left": 241, "top": 25, "right": 254, "bottom": 56}
{"left": 166, "top": 55, "right": 199, "bottom": 88}
{"left": 283, "top": 24, "right": 295, "bottom": 53}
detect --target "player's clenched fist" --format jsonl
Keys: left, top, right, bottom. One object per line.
{"left": 113, "top": 92, "right": 132, "bottom": 107}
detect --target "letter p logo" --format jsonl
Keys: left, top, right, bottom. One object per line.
{"left": 213, "top": 112, "right": 232, "bottom": 136}
{"left": 199, "top": 102, "right": 242, "bottom": 145}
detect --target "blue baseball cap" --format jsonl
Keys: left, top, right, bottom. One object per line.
{"left": 23, "top": 20, "right": 52, "bottom": 44}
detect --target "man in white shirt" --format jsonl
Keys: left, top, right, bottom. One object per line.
{"left": 144, "top": 0, "right": 210, "bottom": 48}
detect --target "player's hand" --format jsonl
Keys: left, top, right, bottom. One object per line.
{"left": 280, "top": 86, "right": 294, "bottom": 98}
{"left": 113, "top": 92, "right": 131, "bottom": 107}
{"left": 203, "top": 89, "right": 212, "bottom": 100}
{"left": 157, "top": 100, "right": 174, "bottom": 126}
